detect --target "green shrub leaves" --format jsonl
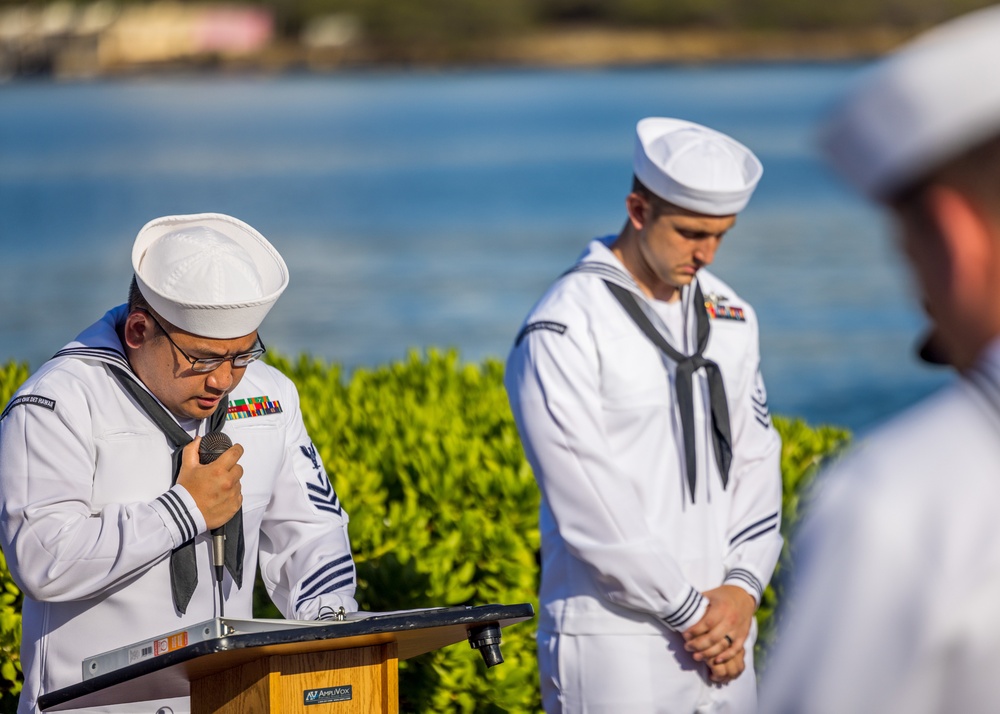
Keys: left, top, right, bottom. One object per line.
{"left": 0, "top": 355, "right": 848, "bottom": 712}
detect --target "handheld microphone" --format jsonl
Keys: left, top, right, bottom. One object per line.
{"left": 199, "top": 432, "right": 232, "bottom": 586}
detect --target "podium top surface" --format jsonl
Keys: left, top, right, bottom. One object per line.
{"left": 39, "top": 602, "right": 534, "bottom": 712}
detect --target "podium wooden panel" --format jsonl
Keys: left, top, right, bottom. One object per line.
{"left": 192, "top": 644, "right": 399, "bottom": 714}
{"left": 39, "top": 604, "right": 533, "bottom": 713}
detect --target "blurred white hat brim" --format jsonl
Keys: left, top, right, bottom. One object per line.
{"left": 633, "top": 117, "right": 762, "bottom": 215}
{"left": 819, "top": 5, "right": 1000, "bottom": 200}
{"left": 132, "top": 213, "right": 289, "bottom": 339}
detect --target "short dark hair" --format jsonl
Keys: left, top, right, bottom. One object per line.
{"left": 631, "top": 176, "right": 667, "bottom": 216}
{"left": 630, "top": 175, "right": 699, "bottom": 218}
{"left": 892, "top": 132, "right": 1000, "bottom": 215}
{"left": 127, "top": 276, "right": 150, "bottom": 314}
{"left": 939, "top": 133, "right": 1000, "bottom": 218}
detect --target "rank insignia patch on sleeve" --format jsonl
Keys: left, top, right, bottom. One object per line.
{"left": 751, "top": 370, "right": 771, "bottom": 428}
{"left": 226, "top": 396, "right": 282, "bottom": 420}
{"left": 299, "top": 442, "right": 343, "bottom": 516}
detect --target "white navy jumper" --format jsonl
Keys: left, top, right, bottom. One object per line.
{"left": 760, "top": 340, "right": 1000, "bottom": 714}
{"left": 505, "top": 238, "right": 782, "bottom": 712}
{"left": 0, "top": 305, "right": 357, "bottom": 714}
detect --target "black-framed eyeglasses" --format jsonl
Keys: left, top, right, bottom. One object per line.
{"left": 140, "top": 309, "right": 266, "bottom": 373}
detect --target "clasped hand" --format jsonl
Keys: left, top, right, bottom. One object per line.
{"left": 682, "top": 584, "right": 756, "bottom": 685}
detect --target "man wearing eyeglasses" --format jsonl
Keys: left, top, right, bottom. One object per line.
{"left": 0, "top": 213, "right": 357, "bottom": 714}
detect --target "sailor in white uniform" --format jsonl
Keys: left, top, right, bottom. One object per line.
{"left": 759, "top": 7, "right": 1000, "bottom": 713}
{"left": 505, "top": 118, "right": 783, "bottom": 713}
{"left": 0, "top": 214, "right": 357, "bottom": 713}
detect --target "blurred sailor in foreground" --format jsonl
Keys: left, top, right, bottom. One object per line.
{"left": 760, "top": 6, "right": 1000, "bottom": 713}
{"left": 0, "top": 213, "right": 357, "bottom": 713}
{"left": 505, "top": 118, "right": 782, "bottom": 712}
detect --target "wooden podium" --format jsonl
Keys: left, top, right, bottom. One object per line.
{"left": 38, "top": 604, "right": 534, "bottom": 713}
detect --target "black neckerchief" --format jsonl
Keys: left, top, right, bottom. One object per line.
{"left": 109, "top": 365, "right": 244, "bottom": 613}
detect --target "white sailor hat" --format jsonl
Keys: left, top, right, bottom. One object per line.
{"left": 820, "top": 5, "right": 1000, "bottom": 200}
{"left": 633, "top": 117, "right": 763, "bottom": 216}
{"left": 132, "top": 213, "right": 289, "bottom": 339}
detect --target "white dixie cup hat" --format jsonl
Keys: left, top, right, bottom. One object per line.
{"left": 132, "top": 213, "right": 289, "bottom": 339}
{"left": 632, "top": 117, "right": 763, "bottom": 216}
{"left": 819, "top": 4, "right": 1000, "bottom": 201}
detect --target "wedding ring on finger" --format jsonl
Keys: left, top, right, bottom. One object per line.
{"left": 724, "top": 634, "right": 733, "bottom": 647}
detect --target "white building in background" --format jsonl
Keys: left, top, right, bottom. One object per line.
{"left": 0, "top": 1, "right": 275, "bottom": 79}
{"left": 99, "top": 2, "right": 273, "bottom": 66}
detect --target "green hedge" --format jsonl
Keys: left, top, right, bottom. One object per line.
{"left": 0, "top": 354, "right": 848, "bottom": 712}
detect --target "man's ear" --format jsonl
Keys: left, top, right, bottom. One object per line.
{"left": 625, "top": 193, "right": 650, "bottom": 231}
{"left": 122, "top": 310, "right": 152, "bottom": 350}
{"left": 923, "top": 185, "right": 994, "bottom": 305}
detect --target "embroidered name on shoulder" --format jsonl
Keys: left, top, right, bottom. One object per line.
{"left": 226, "top": 396, "right": 282, "bottom": 420}
{"left": 516, "top": 321, "right": 568, "bottom": 346}
{"left": 704, "top": 293, "right": 746, "bottom": 322}
{"left": 1, "top": 395, "right": 57, "bottom": 422}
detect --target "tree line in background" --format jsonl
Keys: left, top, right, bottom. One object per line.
{"left": 0, "top": 0, "right": 996, "bottom": 58}
{"left": 220, "top": 0, "right": 1000, "bottom": 56}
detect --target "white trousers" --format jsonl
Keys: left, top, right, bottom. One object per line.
{"left": 538, "top": 629, "right": 757, "bottom": 714}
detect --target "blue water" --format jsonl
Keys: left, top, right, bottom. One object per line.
{"left": 0, "top": 65, "right": 952, "bottom": 434}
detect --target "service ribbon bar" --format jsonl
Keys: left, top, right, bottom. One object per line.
{"left": 227, "top": 396, "right": 283, "bottom": 420}
{"left": 704, "top": 302, "right": 746, "bottom": 322}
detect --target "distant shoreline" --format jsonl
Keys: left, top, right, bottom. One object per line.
{"left": 280, "top": 26, "right": 915, "bottom": 74}
{"left": 480, "top": 26, "right": 912, "bottom": 65}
